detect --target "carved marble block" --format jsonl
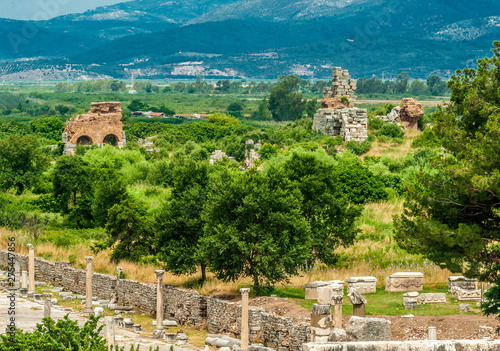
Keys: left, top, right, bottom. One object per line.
{"left": 305, "top": 280, "right": 343, "bottom": 300}
{"left": 346, "top": 276, "right": 377, "bottom": 294}
{"left": 448, "top": 276, "right": 478, "bottom": 292}
{"left": 385, "top": 272, "right": 423, "bottom": 292}
{"left": 451, "top": 286, "right": 481, "bottom": 301}
{"left": 418, "top": 293, "right": 446, "bottom": 304}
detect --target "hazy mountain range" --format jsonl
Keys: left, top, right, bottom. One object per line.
{"left": 0, "top": 0, "right": 499, "bottom": 80}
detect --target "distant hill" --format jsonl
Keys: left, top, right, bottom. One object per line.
{"left": 0, "top": 0, "right": 499, "bottom": 79}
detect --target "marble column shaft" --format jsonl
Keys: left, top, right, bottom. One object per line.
{"left": 240, "top": 288, "right": 250, "bottom": 350}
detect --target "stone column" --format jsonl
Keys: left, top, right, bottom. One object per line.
{"left": 28, "top": 244, "right": 35, "bottom": 294}
{"left": 311, "top": 304, "right": 333, "bottom": 342}
{"left": 105, "top": 317, "right": 115, "bottom": 346}
{"left": 333, "top": 295, "right": 343, "bottom": 329}
{"left": 22, "top": 271, "right": 27, "bottom": 288}
{"left": 240, "top": 288, "right": 250, "bottom": 350}
{"left": 348, "top": 289, "right": 366, "bottom": 318}
{"left": 153, "top": 270, "right": 165, "bottom": 339}
{"left": 428, "top": 326, "right": 437, "bottom": 340}
{"left": 84, "top": 256, "right": 93, "bottom": 314}
{"left": 14, "top": 260, "right": 20, "bottom": 290}
{"left": 44, "top": 293, "right": 52, "bottom": 318}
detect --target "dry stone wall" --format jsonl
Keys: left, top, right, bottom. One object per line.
{"left": 0, "top": 250, "right": 309, "bottom": 351}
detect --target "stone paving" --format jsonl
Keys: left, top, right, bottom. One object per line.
{"left": 0, "top": 288, "right": 198, "bottom": 351}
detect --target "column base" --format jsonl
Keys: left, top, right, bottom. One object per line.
{"left": 153, "top": 328, "right": 165, "bottom": 339}
{"left": 84, "top": 308, "right": 94, "bottom": 314}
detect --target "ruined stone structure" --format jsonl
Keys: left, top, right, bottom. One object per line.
{"left": 345, "top": 277, "right": 377, "bottom": 294}
{"left": 62, "top": 102, "right": 126, "bottom": 155}
{"left": 399, "top": 98, "right": 424, "bottom": 130}
{"left": 313, "top": 68, "right": 368, "bottom": 142}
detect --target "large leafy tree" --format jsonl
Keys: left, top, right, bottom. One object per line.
{"left": 394, "top": 42, "right": 500, "bottom": 283}
{"left": 0, "top": 134, "right": 50, "bottom": 194}
{"left": 200, "top": 167, "right": 312, "bottom": 290}
{"left": 268, "top": 75, "right": 306, "bottom": 122}
{"left": 155, "top": 160, "right": 211, "bottom": 281}
{"left": 280, "top": 152, "right": 362, "bottom": 265}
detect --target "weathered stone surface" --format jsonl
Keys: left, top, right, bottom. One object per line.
{"left": 385, "top": 272, "right": 423, "bottom": 292}
{"left": 328, "top": 329, "right": 347, "bottom": 342}
{"left": 459, "top": 304, "right": 470, "bottom": 312}
{"left": 63, "top": 102, "right": 125, "bottom": 154}
{"left": 306, "top": 281, "right": 343, "bottom": 300}
{"left": 403, "top": 299, "right": 417, "bottom": 310}
{"left": 345, "top": 316, "right": 392, "bottom": 342}
{"left": 451, "top": 286, "right": 481, "bottom": 301}
{"left": 302, "top": 340, "right": 500, "bottom": 351}
{"left": 318, "top": 284, "right": 343, "bottom": 305}
{"left": 94, "top": 307, "right": 105, "bottom": 317}
{"left": 312, "top": 304, "right": 333, "bottom": 316}
{"left": 448, "top": 276, "right": 478, "bottom": 291}
{"left": 346, "top": 277, "right": 376, "bottom": 294}
{"left": 399, "top": 98, "right": 424, "bottom": 130}
{"left": 418, "top": 293, "right": 446, "bottom": 304}
{"left": 347, "top": 289, "right": 366, "bottom": 306}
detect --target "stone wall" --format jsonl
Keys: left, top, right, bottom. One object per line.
{"left": 0, "top": 250, "right": 309, "bottom": 351}
{"left": 313, "top": 108, "right": 368, "bottom": 142}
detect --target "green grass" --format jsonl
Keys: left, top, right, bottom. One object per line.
{"left": 266, "top": 286, "right": 480, "bottom": 316}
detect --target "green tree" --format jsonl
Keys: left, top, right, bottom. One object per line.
{"left": 52, "top": 156, "right": 94, "bottom": 227}
{"left": 30, "top": 116, "right": 65, "bottom": 141}
{"left": 200, "top": 168, "right": 312, "bottom": 291}
{"left": 426, "top": 74, "right": 448, "bottom": 96}
{"left": 305, "top": 98, "right": 318, "bottom": 118}
{"left": 280, "top": 151, "right": 362, "bottom": 265}
{"left": 268, "top": 75, "right": 306, "bottom": 121}
{"left": 106, "top": 199, "right": 153, "bottom": 262}
{"left": 207, "top": 113, "right": 241, "bottom": 126}
{"left": 91, "top": 169, "right": 128, "bottom": 227}
{"left": 394, "top": 42, "right": 500, "bottom": 285}
{"left": 256, "top": 97, "right": 272, "bottom": 120}
{"left": 128, "top": 99, "right": 148, "bottom": 112}
{"left": 155, "top": 160, "right": 210, "bottom": 281}
{"left": 395, "top": 72, "right": 409, "bottom": 94}
{"left": 0, "top": 135, "right": 50, "bottom": 194}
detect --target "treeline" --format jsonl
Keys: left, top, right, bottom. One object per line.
{"left": 357, "top": 73, "right": 449, "bottom": 96}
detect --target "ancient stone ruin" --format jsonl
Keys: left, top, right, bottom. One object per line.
{"left": 62, "top": 102, "right": 126, "bottom": 155}
{"left": 376, "top": 98, "right": 424, "bottom": 130}
{"left": 313, "top": 67, "right": 368, "bottom": 142}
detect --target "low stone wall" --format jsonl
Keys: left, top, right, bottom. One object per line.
{"left": 0, "top": 250, "right": 309, "bottom": 351}
{"left": 302, "top": 340, "right": 500, "bottom": 351}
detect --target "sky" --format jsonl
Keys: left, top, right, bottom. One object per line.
{"left": 0, "top": 0, "right": 129, "bottom": 20}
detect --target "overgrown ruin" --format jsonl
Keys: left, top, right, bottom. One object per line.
{"left": 62, "top": 102, "right": 126, "bottom": 155}
{"left": 313, "top": 68, "right": 368, "bottom": 142}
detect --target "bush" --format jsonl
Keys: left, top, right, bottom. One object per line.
{"left": 411, "top": 128, "right": 441, "bottom": 148}
{"left": 378, "top": 123, "right": 404, "bottom": 138}
{"left": 368, "top": 116, "right": 385, "bottom": 130}
{"left": 346, "top": 140, "right": 372, "bottom": 155}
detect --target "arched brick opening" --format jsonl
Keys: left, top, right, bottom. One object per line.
{"left": 103, "top": 134, "right": 118, "bottom": 146}
{"left": 77, "top": 135, "right": 92, "bottom": 145}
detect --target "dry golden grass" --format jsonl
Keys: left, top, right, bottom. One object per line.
{"left": 365, "top": 129, "right": 419, "bottom": 158}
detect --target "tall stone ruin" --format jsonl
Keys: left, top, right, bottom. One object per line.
{"left": 62, "top": 102, "right": 126, "bottom": 155}
{"left": 313, "top": 68, "right": 368, "bottom": 142}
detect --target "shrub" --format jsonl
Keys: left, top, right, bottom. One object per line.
{"left": 411, "top": 128, "right": 441, "bottom": 148}
{"left": 368, "top": 116, "right": 385, "bottom": 130}
{"left": 346, "top": 140, "right": 372, "bottom": 155}
{"left": 378, "top": 123, "right": 404, "bottom": 138}
{"left": 340, "top": 96, "right": 350, "bottom": 105}
{"left": 207, "top": 112, "right": 241, "bottom": 126}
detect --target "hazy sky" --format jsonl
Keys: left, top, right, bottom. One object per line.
{"left": 0, "top": 0, "right": 129, "bottom": 20}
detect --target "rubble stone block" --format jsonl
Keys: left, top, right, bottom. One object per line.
{"left": 346, "top": 316, "right": 392, "bottom": 342}
{"left": 448, "top": 276, "right": 478, "bottom": 291}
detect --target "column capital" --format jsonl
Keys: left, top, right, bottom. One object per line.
{"left": 43, "top": 293, "right": 53, "bottom": 300}
{"left": 85, "top": 256, "right": 93, "bottom": 264}
{"left": 27, "top": 243, "right": 34, "bottom": 251}
{"left": 155, "top": 270, "right": 165, "bottom": 282}
{"left": 240, "top": 288, "right": 250, "bottom": 296}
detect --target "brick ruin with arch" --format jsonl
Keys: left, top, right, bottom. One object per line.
{"left": 62, "top": 102, "right": 126, "bottom": 154}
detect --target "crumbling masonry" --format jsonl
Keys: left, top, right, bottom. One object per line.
{"left": 313, "top": 68, "right": 368, "bottom": 142}
{"left": 62, "top": 102, "right": 126, "bottom": 155}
